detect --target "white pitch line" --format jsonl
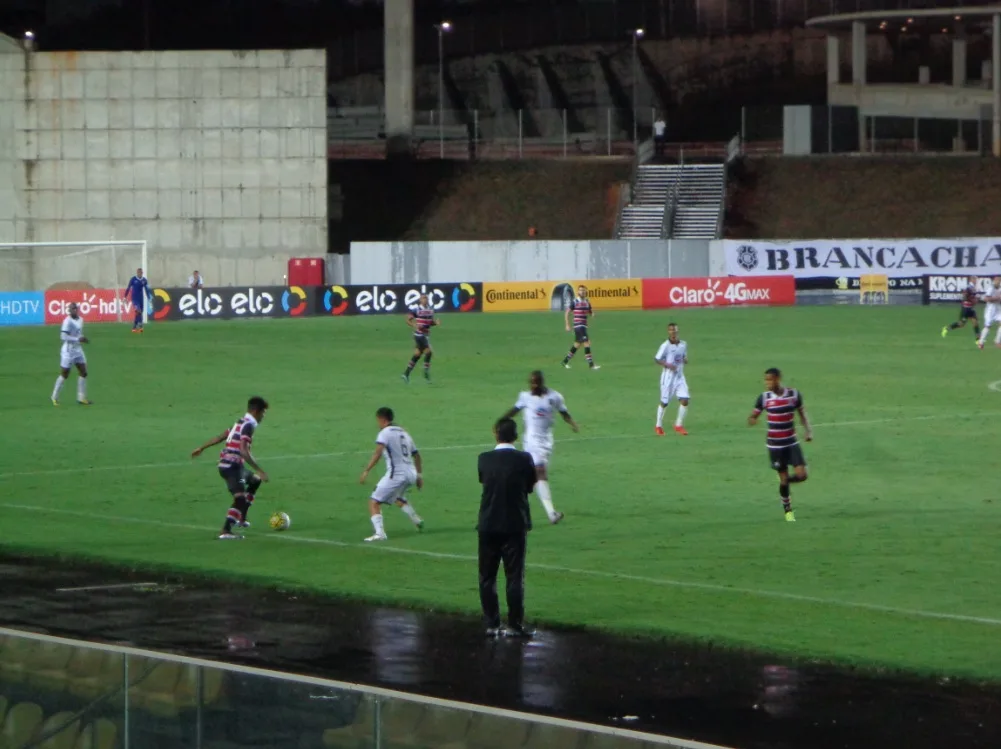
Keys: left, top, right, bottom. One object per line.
{"left": 56, "top": 582, "right": 160, "bottom": 593}
{"left": 0, "top": 412, "right": 972, "bottom": 481}
{"left": 2, "top": 501, "right": 1000, "bottom": 629}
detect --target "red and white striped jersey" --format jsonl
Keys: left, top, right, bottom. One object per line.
{"left": 218, "top": 413, "right": 258, "bottom": 468}
{"left": 570, "top": 297, "right": 592, "bottom": 327}
{"left": 409, "top": 305, "right": 436, "bottom": 336}
{"left": 752, "top": 388, "right": 803, "bottom": 449}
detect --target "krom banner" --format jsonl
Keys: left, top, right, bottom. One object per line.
{"left": 725, "top": 239, "right": 1001, "bottom": 279}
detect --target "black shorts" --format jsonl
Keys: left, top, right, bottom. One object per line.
{"left": 219, "top": 464, "right": 251, "bottom": 496}
{"left": 767, "top": 444, "right": 806, "bottom": 472}
{"left": 959, "top": 306, "right": 978, "bottom": 321}
{"left": 413, "top": 334, "right": 430, "bottom": 351}
{"left": 573, "top": 325, "right": 589, "bottom": 343}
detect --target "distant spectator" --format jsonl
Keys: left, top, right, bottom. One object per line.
{"left": 653, "top": 115, "right": 667, "bottom": 157}
{"left": 188, "top": 270, "right": 204, "bottom": 288}
{"left": 528, "top": 226, "right": 538, "bottom": 238}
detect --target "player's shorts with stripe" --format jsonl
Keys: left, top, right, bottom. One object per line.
{"left": 960, "top": 306, "right": 978, "bottom": 321}
{"left": 573, "top": 325, "right": 589, "bottom": 343}
{"left": 767, "top": 444, "right": 806, "bottom": 472}
{"left": 218, "top": 463, "right": 252, "bottom": 496}
{"left": 371, "top": 473, "right": 417, "bottom": 504}
{"left": 59, "top": 349, "right": 86, "bottom": 369}
{"left": 413, "top": 334, "right": 430, "bottom": 351}
{"left": 522, "top": 438, "right": 552, "bottom": 467}
{"left": 659, "top": 374, "right": 689, "bottom": 404}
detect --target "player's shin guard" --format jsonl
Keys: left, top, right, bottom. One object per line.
{"left": 584, "top": 346, "right": 594, "bottom": 367}
{"left": 778, "top": 483, "right": 792, "bottom": 512}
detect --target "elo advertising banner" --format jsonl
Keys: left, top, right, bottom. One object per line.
{"left": 150, "top": 286, "right": 314, "bottom": 321}
{"left": 642, "top": 276, "right": 795, "bottom": 308}
{"left": 316, "top": 283, "right": 481, "bottom": 316}
{"left": 482, "top": 280, "right": 642, "bottom": 312}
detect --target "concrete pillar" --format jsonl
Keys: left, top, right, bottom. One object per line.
{"left": 827, "top": 35, "right": 840, "bottom": 85}
{"left": 384, "top": 0, "right": 414, "bottom": 157}
{"left": 995, "top": 14, "right": 1001, "bottom": 156}
{"left": 852, "top": 21, "right": 867, "bottom": 151}
{"left": 953, "top": 38, "right": 967, "bottom": 87}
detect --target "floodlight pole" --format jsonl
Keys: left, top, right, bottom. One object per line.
{"left": 994, "top": 13, "right": 1001, "bottom": 156}
{"left": 631, "top": 29, "right": 644, "bottom": 151}
{"left": 436, "top": 22, "right": 452, "bottom": 159}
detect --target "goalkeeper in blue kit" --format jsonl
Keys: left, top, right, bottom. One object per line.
{"left": 123, "top": 268, "right": 153, "bottom": 333}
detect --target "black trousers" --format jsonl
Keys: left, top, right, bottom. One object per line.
{"left": 478, "top": 532, "right": 527, "bottom": 629}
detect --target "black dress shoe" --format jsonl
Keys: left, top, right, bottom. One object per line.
{"left": 485, "top": 626, "right": 501, "bottom": 637}
{"left": 503, "top": 625, "right": 535, "bottom": 639}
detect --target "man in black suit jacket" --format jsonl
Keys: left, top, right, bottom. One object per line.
{"left": 477, "top": 417, "right": 538, "bottom": 638}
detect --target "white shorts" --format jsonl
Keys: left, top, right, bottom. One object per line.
{"left": 370, "top": 474, "right": 416, "bottom": 505}
{"left": 986, "top": 307, "right": 1001, "bottom": 327}
{"left": 660, "top": 374, "right": 689, "bottom": 404}
{"left": 60, "top": 349, "right": 86, "bottom": 369}
{"left": 523, "top": 439, "right": 552, "bottom": 467}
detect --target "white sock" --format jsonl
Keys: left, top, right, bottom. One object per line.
{"left": 980, "top": 325, "right": 990, "bottom": 345}
{"left": 77, "top": 377, "right": 86, "bottom": 401}
{"left": 400, "top": 502, "right": 421, "bottom": 524}
{"left": 370, "top": 513, "right": 386, "bottom": 537}
{"left": 52, "top": 375, "right": 66, "bottom": 400}
{"left": 536, "top": 480, "right": 557, "bottom": 519}
{"left": 675, "top": 404, "right": 687, "bottom": 427}
{"left": 656, "top": 405, "right": 665, "bottom": 427}
{"left": 996, "top": 327, "right": 1001, "bottom": 344}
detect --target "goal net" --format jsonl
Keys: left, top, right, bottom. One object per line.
{"left": 0, "top": 241, "right": 149, "bottom": 323}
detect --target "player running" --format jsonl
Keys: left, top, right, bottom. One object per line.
{"left": 748, "top": 368, "right": 812, "bottom": 523}
{"left": 190, "top": 396, "right": 270, "bottom": 540}
{"left": 941, "top": 275, "right": 981, "bottom": 343}
{"left": 500, "top": 370, "right": 579, "bottom": 525}
{"left": 402, "top": 294, "right": 438, "bottom": 383}
{"left": 123, "top": 268, "right": 153, "bottom": 333}
{"left": 561, "top": 285, "right": 600, "bottom": 370}
{"left": 359, "top": 407, "right": 425, "bottom": 542}
{"left": 978, "top": 276, "right": 1001, "bottom": 349}
{"left": 654, "top": 322, "right": 689, "bottom": 436}
{"left": 51, "top": 302, "right": 92, "bottom": 406}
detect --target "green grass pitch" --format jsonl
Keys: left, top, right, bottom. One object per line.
{"left": 1, "top": 306, "right": 1000, "bottom": 679}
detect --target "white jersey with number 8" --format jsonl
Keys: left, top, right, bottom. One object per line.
{"left": 370, "top": 425, "right": 420, "bottom": 505}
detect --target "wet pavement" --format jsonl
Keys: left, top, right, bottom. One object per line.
{"left": 1, "top": 553, "right": 999, "bottom": 749}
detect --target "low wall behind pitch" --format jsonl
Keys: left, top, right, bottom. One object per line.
{"left": 0, "top": 36, "right": 327, "bottom": 289}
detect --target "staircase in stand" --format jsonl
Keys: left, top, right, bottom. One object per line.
{"left": 668, "top": 163, "right": 725, "bottom": 239}
{"left": 615, "top": 164, "right": 678, "bottom": 239}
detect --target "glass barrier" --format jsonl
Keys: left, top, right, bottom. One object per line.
{"left": 0, "top": 628, "right": 695, "bottom": 749}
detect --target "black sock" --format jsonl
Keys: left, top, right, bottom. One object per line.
{"left": 779, "top": 483, "right": 791, "bottom": 512}
{"left": 585, "top": 345, "right": 594, "bottom": 367}
{"left": 949, "top": 322, "right": 961, "bottom": 330}
{"left": 224, "top": 495, "right": 250, "bottom": 533}
{"left": 404, "top": 355, "right": 419, "bottom": 375}
{"left": 788, "top": 475, "right": 806, "bottom": 484}
{"left": 562, "top": 347, "right": 576, "bottom": 363}
{"left": 975, "top": 325, "right": 981, "bottom": 338}
{"left": 424, "top": 352, "right": 432, "bottom": 369}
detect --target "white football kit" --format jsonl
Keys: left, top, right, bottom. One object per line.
{"left": 59, "top": 315, "right": 87, "bottom": 369}
{"left": 514, "top": 389, "right": 568, "bottom": 467}
{"left": 655, "top": 339, "right": 689, "bottom": 404}
{"left": 984, "top": 284, "right": 1001, "bottom": 327}
{"left": 370, "top": 425, "right": 420, "bottom": 504}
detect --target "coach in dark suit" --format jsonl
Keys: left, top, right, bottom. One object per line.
{"left": 477, "top": 417, "right": 538, "bottom": 638}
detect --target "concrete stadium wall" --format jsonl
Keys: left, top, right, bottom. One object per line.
{"left": 0, "top": 36, "right": 19, "bottom": 248}
{"left": 0, "top": 40, "right": 327, "bottom": 290}
{"left": 347, "top": 240, "right": 714, "bottom": 285}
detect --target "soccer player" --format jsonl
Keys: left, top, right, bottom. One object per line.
{"left": 500, "top": 370, "right": 579, "bottom": 524}
{"left": 190, "top": 396, "right": 270, "bottom": 540}
{"left": 402, "top": 294, "right": 438, "bottom": 383}
{"left": 51, "top": 302, "right": 91, "bottom": 406}
{"left": 123, "top": 267, "right": 153, "bottom": 333}
{"left": 359, "top": 407, "right": 425, "bottom": 542}
{"left": 941, "top": 275, "right": 981, "bottom": 343}
{"left": 561, "top": 284, "right": 600, "bottom": 370}
{"left": 978, "top": 276, "right": 1001, "bottom": 349}
{"left": 748, "top": 368, "right": 812, "bottom": 523}
{"left": 654, "top": 322, "right": 689, "bottom": 436}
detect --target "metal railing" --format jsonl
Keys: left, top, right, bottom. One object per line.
{"left": 716, "top": 134, "right": 742, "bottom": 238}
{"left": 661, "top": 150, "right": 685, "bottom": 239}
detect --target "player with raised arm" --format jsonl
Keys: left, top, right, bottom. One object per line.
{"left": 191, "top": 396, "right": 270, "bottom": 540}
{"left": 748, "top": 368, "right": 812, "bottom": 523}
{"left": 359, "top": 407, "right": 425, "bottom": 542}
{"left": 51, "top": 302, "right": 92, "bottom": 406}
{"left": 500, "top": 370, "right": 579, "bottom": 524}
{"left": 654, "top": 322, "right": 690, "bottom": 436}
{"left": 402, "top": 294, "right": 438, "bottom": 383}
{"left": 561, "top": 284, "right": 599, "bottom": 370}
{"left": 978, "top": 276, "right": 1001, "bottom": 349}
{"left": 941, "top": 275, "right": 981, "bottom": 343}
{"left": 123, "top": 268, "right": 153, "bottom": 333}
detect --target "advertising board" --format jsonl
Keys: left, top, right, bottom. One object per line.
{"left": 921, "top": 275, "right": 996, "bottom": 304}
{"left": 44, "top": 289, "right": 135, "bottom": 324}
{"left": 150, "top": 286, "right": 314, "bottom": 321}
{"left": 316, "top": 283, "right": 481, "bottom": 316}
{"left": 482, "top": 280, "right": 642, "bottom": 312}
{"left": 0, "top": 292, "right": 44, "bottom": 326}
{"left": 642, "top": 276, "right": 795, "bottom": 309}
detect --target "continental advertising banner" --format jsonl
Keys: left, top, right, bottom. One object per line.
{"left": 482, "top": 280, "right": 643, "bottom": 312}
{"left": 315, "top": 282, "right": 481, "bottom": 316}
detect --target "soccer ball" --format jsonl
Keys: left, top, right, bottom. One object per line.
{"left": 269, "top": 511, "right": 291, "bottom": 531}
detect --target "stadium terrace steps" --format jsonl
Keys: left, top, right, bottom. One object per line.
{"left": 726, "top": 157, "right": 1001, "bottom": 239}
{"left": 616, "top": 162, "right": 725, "bottom": 239}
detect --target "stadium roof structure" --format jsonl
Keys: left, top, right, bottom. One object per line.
{"left": 806, "top": 6, "right": 1001, "bottom": 154}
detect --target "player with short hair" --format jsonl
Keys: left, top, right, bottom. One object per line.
{"left": 941, "top": 275, "right": 981, "bottom": 343}
{"left": 123, "top": 268, "right": 153, "bottom": 333}
{"left": 561, "top": 284, "right": 600, "bottom": 370}
{"left": 402, "top": 294, "right": 438, "bottom": 383}
{"left": 500, "top": 370, "right": 579, "bottom": 525}
{"left": 654, "top": 322, "right": 690, "bottom": 436}
{"left": 51, "top": 302, "right": 91, "bottom": 406}
{"left": 977, "top": 276, "right": 1001, "bottom": 349}
{"left": 748, "top": 368, "right": 812, "bottom": 523}
{"left": 190, "top": 396, "right": 270, "bottom": 540}
{"left": 359, "top": 407, "right": 425, "bottom": 542}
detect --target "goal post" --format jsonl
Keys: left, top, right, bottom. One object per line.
{"left": 0, "top": 240, "right": 149, "bottom": 323}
